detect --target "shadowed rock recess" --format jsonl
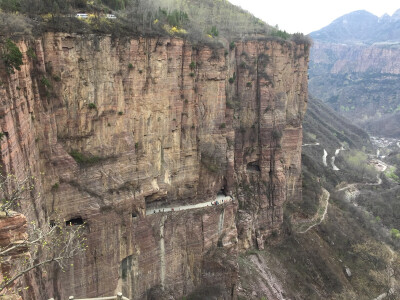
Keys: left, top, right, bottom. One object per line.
{"left": 0, "top": 33, "right": 308, "bottom": 299}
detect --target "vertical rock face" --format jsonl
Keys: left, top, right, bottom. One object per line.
{"left": 232, "top": 41, "right": 308, "bottom": 250}
{"left": 0, "top": 212, "right": 28, "bottom": 300}
{"left": 0, "top": 33, "right": 308, "bottom": 299}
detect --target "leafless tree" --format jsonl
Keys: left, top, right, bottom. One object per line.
{"left": 0, "top": 173, "right": 86, "bottom": 295}
{"left": 0, "top": 173, "right": 34, "bottom": 216}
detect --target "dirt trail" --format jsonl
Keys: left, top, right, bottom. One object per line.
{"left": 298, "top": 188, "right": 330, "bottom": 234}
{"left": 337, "top": 158, "right": 386, "bottom": 192}
{"left": 337, "top": 183, "right": 357, "bottom": 192}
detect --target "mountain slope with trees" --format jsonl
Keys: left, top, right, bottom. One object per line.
{"left": 0, "top": 0, "right": 311, "bottom": 299}
{"left": 239, "top": 96, "right": 400, "bottom": 299}
{"left": 310, "top": 8, "right": 400, "bottom": 45}
{"left": 309, "top": 8, "right": 400, "bottom": 138}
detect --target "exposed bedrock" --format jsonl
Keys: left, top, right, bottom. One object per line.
{"left": 0, "top": 33, "right": 308, "bottom": 299}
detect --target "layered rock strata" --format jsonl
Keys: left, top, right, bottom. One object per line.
{"left": 311, "top": 42, "right": 400, "bottom": 74}
{"left": 0, "top": 33, "right": 308, "bottom": 299}
{"left": 0, "top": 212, "right": 28, "bottom": 300}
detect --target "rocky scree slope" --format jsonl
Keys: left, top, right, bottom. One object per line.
{"left": 0, "top": 33, "right": 308, "bottom": 299}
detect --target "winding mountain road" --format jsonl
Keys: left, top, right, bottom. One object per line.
{"left": 302, "top": 142, "right": 320, "bottom": 147}
{"left": 297, "top": 188, "right": 330, "bottom": 234}
{"left": 331, "top": 147, "right": 345, "bottom": 171}
{"left": 322, "top": 149, "right": 328, "bottom": 167}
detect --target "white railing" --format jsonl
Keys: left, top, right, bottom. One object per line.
{"left": 49, "top": 292, "right": 129, "bottom": 300}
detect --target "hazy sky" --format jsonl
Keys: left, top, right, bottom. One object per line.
{"left": 228, "top": 0, "right": 400, "bottom": 34}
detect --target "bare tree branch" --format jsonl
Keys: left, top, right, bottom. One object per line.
{"left": 0, "top": 174, "right": 86, "bottom": 296}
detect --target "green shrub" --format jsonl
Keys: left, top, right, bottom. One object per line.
{"left": 26, "top": 47, "right": 37, "bottom": 60}
{"left": 165, "top": 9, "right": 189, "bottom": 27}
{"left": 88, "top": 103, "right": 97, "bottom": 109}
{"left": 0, "top": 0, "right": 21, "bottom": 12}
{"left": 51, "top": 183, "right": 59, "bottom": 191}
{"left": 128, "top": 63, "right": 133, "bottom": 69}
{"left": 226, "top": 100, "right": 234, "bottom": 109}
{"left": 40, "top": 77, "right": 51, "bottom": 88}
{"left": 272, "top": 129, "right": 282, "bottom": 139}
{"left": 390, "top": 228, "right": 400, "bottom": 239}
{"left": 229, "top": 41, "right": 235, "bottom": 50}
{"left": 70, "top": 150, "right": 102, "bottom": 166}
{"left": 229, "top": 72, "right": 236, "bottom": 84}
{"left": 387, "top": 170, "right": 400, "bottom": 182}
{"left": 53, "top": 74, "right": 61, "bottom": 82}
{"left": 220, "top": 123, "right": 226, "bottom": 129}
{"left": 189, "top": 61, "right": 196, "bottom": 70}
{"left": 246, "top": 82, "right": 252, "bottom": 87}
{"left": 189, "top": 72, "right": 195, "bottom": 77}
{"left": 2, "top": 39, "right": 23, "bottom": 74}
{"left": 208, "top": 25, "right": 219, "bottom": 37}
{"left": 271, "top": 29, "right": 290, "bottom": 40}
{"left": 343, "top": 150, "right": 378, "bottom": 181}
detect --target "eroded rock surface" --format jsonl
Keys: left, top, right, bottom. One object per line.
{"left": 0, "top": 33, "right": 308, "bottom": 299}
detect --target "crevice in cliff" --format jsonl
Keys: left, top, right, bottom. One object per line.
{"left": 0, "top": 35, "right": 308, "bottom": 298}
{"left": 143, "top": 39, "right": 152, "bottom": 92}
{"left": 159, "top": 215, "right": 166, "bottom": 290}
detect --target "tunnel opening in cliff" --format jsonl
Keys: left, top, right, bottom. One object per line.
{"left": 218, "top": 189, "right": 227, "bottom": 196}
{"left": 246, "top": 161, "right": 261, "bottom": 172}
{"left": 66, "top": 217, "right": 84, "bottom": 226}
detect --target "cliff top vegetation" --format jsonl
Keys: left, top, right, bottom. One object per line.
{"left": 0, "top": 0, "right": 311, "bottom": 46}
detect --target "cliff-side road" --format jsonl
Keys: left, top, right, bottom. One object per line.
{"left": 146, "top": 195, "right": 233, "bottom": 215}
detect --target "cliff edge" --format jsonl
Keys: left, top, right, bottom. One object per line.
{"left": 0, "top": 33, "right": 308, "bottom": 299}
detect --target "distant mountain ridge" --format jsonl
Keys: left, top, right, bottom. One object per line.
{"left": 310, "top": 9, "right": 400, "bottom": 45}
{"left": 309, "top": 8, "right": 400, "bottom": 138}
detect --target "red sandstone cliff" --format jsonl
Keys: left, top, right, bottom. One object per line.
{"left": 0, "top": 33, "right": 308, "bottom": 299}
{"left": 0, "top": 212, "right": 28, "bottom": 300}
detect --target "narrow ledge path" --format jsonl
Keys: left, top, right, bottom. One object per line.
{"left": 146, "top": 195, "right": 233, "bottom": 216}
